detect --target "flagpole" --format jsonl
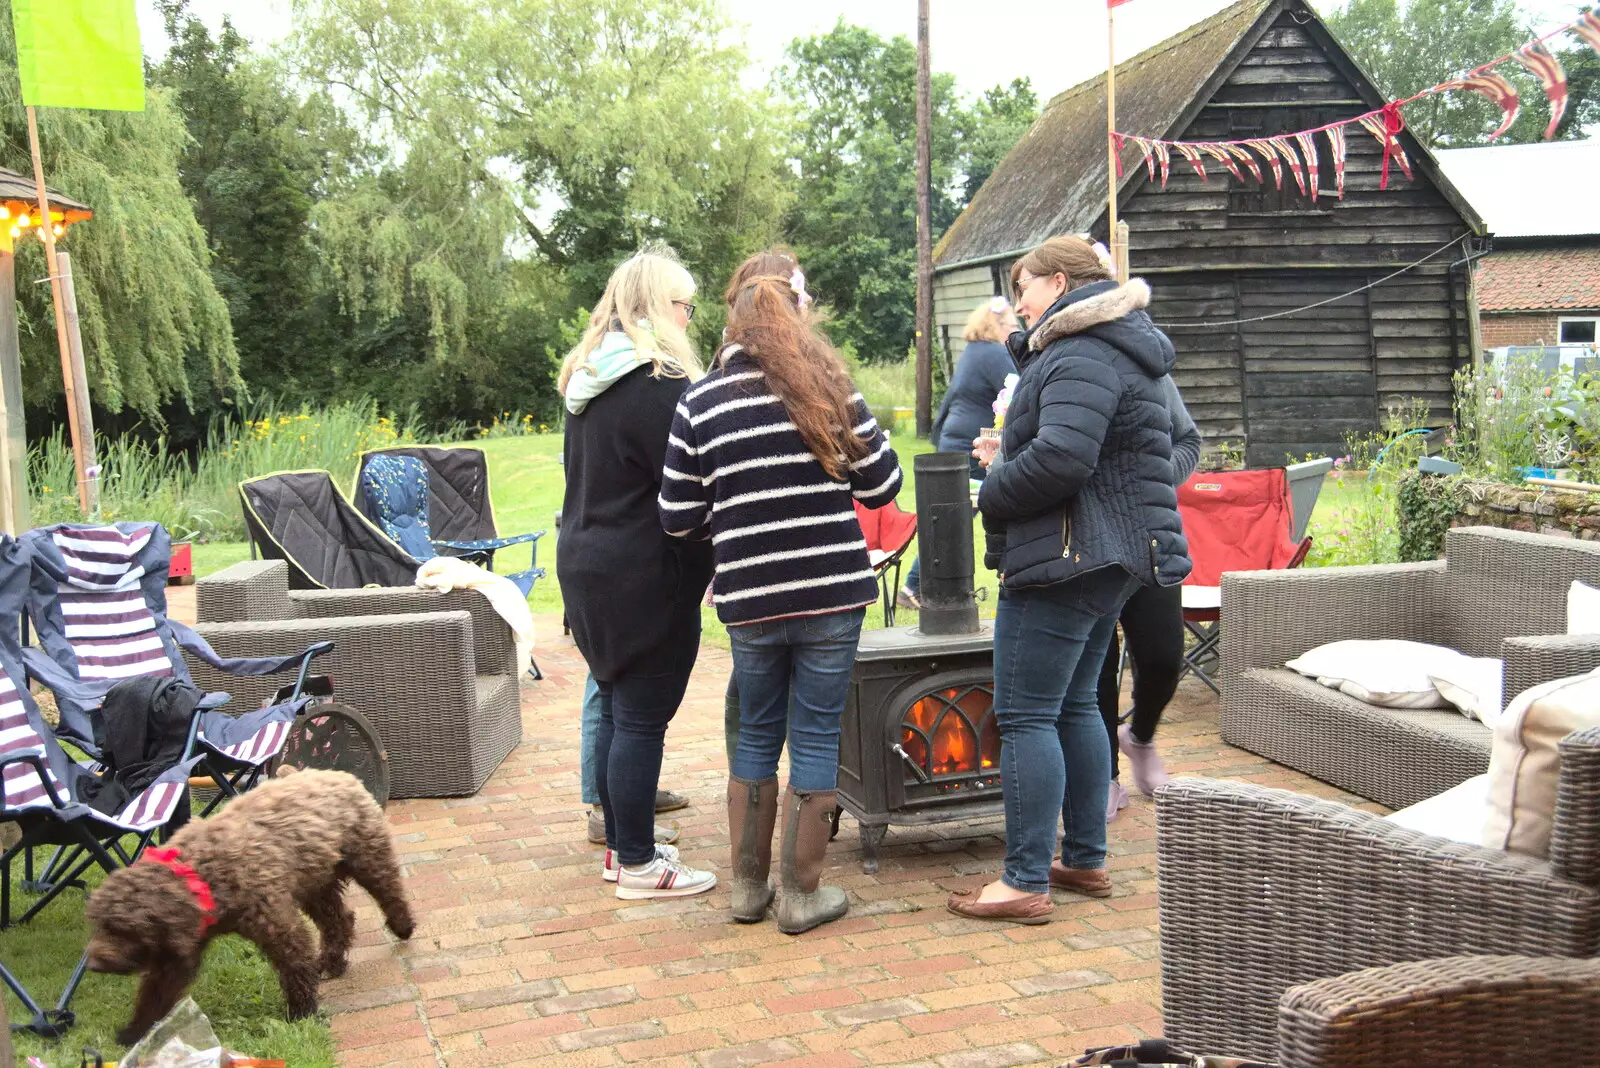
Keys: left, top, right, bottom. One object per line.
{"left": 1106, "top": 3, "right": 1127, "bottom": 282}
{"left": 26, "top": 105, "right": 92, "bottom": 515}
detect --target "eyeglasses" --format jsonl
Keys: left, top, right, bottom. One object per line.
{"left": 673, "top": 300, "right": 697, "bottom": 322}
{"left": 1013, "top": 274, "right": 1040, "bottom": 297}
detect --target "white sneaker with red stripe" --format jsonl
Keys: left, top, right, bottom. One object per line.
{"left": 614, "top": 852, "right": 717, "bottom": 899}
{"left": 602, "top": 844, "right": 679, "bottom": 883}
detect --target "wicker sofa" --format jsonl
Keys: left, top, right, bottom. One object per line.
{"left": 1220, "top": 526, "right": 1600, "bottom": 809}
{"left": 1154, "top": 727, "right": 1600, "bottom": 1062}
{"left": 184, "top": 558, "right": 522, "bottom": 798}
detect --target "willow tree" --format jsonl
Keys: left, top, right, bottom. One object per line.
{"left": 0, "top": 2, "right": 239, "bottom": 419}
{"left": 289, "top": 0, "right": 789, "bottom": 355}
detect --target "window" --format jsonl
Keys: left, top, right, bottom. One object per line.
{"left": 1560, "top": 318, "right": 1599, "bottom": 345}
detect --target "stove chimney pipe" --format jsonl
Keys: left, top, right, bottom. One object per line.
{"left": 912, "top": 452, "right": 980, "bottom": 635}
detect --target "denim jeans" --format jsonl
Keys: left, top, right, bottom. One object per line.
{"left": 993, "top": 570, "right": 1137, "bottom": 894}
{"left": 580, "top": 672, "right": 602, "bottom": 806}
{"left": 729, "top": 608, "right": 866, "bottom": 791}
{"left": 595, "top": 632, "right": 700, "bottom": 865}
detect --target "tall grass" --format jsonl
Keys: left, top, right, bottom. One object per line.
{"left": 28, "top": 400, "right": 423, "bottom": 541}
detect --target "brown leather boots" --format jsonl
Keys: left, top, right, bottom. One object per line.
{"left": 727, "top": 777, "right": 849, "bottom": 933}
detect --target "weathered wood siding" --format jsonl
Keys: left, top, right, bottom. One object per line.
{"left": 932, "top": 265, "right": 1003, "bottom": 373}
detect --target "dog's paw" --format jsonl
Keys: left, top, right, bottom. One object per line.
{"left": 116, "top": 1024, "right": 145, "bottom": 1047}
{"left": 391, "top": 918, "right": 415, "bottom": 941}
{"left": 319, "top": 955, "right": 349, "bottom": 979}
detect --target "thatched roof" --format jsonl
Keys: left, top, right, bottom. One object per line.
{"left": 0, "top": 165, "right": 92, "bottom": 219}
{"left": 935, "top": 0, "right": 1273, "bottom": 269}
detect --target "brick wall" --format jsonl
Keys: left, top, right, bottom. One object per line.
{"left": 1481, "top": 312, "right": 1562, "bottom": 349}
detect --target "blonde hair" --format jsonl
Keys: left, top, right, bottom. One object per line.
{"left": 963, "top": 298, "right": 1018, "bottom": 343}
{"left": 558, "top": 245, "right": 702, "bottom": 392}
{"left": 1009, "top": 234, "right": 1113, "bottom": 294}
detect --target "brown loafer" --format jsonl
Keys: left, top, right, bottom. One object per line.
{"left": 945, "top": 888, "right": 1054, "bottom": 925}
{"left": 1049, "top": 861, "right": 1112, "bottom": 897}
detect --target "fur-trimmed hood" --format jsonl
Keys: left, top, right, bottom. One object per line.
{"left": 1019, "top": 278, "right": 1175, "bottom": 379}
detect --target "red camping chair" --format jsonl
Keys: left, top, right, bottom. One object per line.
{"left": 1176, "top": 468, "right": 1312, "bottom": 693}
{"left": 854, "top": 499, "right": 918, "bottom": 626}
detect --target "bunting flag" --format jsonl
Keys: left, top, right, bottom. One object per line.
{"left": 1174, "top": 142, "right": 1209, "bottom": 182}
{"left": 1201, "top": 142, "right": 1244, "bottom": 182}
{"left": 1355, "top": 112, "right": 1413, "bottom": 187}
{"left": 1245, "top": 139, "right": 1284, "bottom": 190}
{"left": 1576, "top": 11, "right": 1600, "bottom": 56}
{"left": 1293, "top": 131, "right": 1321, "bottom": 200}
{"left": 1326, "top": 124, "right": 1347, "bottom": 200}
{"left": 1109, "top": 0, "right": 1138, "bottom": 6}
{"left": 1269, "top": 136, "right": 1307, "bottom": 196}
{"left": 1134, "top": 137, "right": 1157, "bottom": 182}
{"left": 1151, "top": 139, "right": 1172, "bottom": 188}
{"left": 1225, "top": 143, "right": 1263, "bottom": 184}
{"left": 1438, "top": 72, "right": 1520, "bottom": 141}
{"left": 1514, "top": 39, "right": 1568, "bottom": 139}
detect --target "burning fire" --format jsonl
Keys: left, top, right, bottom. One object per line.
{"left": 902, "top": 687, "right": 999, "bottom": 777}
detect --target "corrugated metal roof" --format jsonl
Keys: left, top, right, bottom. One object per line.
{"left": 0, "top": 165, "right": 91, "bottom": 215}
{"left": 1436, "top": 141, "right": 1600, "bottom": 240}
{"left": 934, "top": 0, "right": 1274, "bottom": 268}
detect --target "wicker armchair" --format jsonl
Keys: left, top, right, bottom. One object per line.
{"left": 1276, "top": 956, "right": 1600, "bottom": 1068}
{"left": 185, "top": 559, "right": 522, "bottom": 798}
{"left": 1154, "top": 727, "right": 1600, "bottom": 1062}
{"left": 1220, "top": 526, "right": 1600, "bottom": 809}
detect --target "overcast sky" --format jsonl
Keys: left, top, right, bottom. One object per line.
{"left": 137, "top": 1, "right": 1586, "bottom": 105}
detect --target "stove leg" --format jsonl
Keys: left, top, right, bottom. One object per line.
{"left": 828, "top": 805, "right": 842, "bottom": 841}
{"left": 859, "top": 823, "right": 887, "bottom": 874}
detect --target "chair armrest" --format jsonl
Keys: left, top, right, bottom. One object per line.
{"left": 184, "top": 612, "right": 476, "bottom": 715}
{"left": 195, "top": 559, "right": 292, "bottom": 623}
{"left": 287, "top": 587, "right": 517, "bottom": 677}
{"left": 1220, "top": 561, "right": 1448, "bottom": 677}
{"left": 1154, "top": 776, "right": 1599, "bottom": 1061}
{"left": 1278, "top": 956, "right": 1600, "bottom": 1068}
{"left": 1502, "top": 633, "right": 1600, "bottom": 708}
{"left": 1552, "top": 726, "right": 1600, "bottom": 886}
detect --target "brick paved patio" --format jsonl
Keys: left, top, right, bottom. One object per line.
{"left": 294, "top": 610, "right": 1371, "bottom": 1068}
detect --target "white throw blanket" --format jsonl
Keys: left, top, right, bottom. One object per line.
{"left": 415, "top": 556, "right": 535, "bottom": 673}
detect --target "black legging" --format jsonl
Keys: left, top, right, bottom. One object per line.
{"left": 1096, "top": 581, "right": 1184, "bottom": 777}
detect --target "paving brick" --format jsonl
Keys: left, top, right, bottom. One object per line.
{"left": 823, "top": 997, "right": 927, "bottom": 1027}
{"left": 934, "top": 1042, "right": 1048, "bottom": 1068}
{"left": 553, "top": 1021, "right": 666, "bottom": 1052}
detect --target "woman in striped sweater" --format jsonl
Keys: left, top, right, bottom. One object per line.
{"left": 659, "top": 250, "right": 902, "bottom": 934}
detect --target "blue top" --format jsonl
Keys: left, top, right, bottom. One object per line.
{"left": 932, "top": 339, "right": 1017, "bottom": 455}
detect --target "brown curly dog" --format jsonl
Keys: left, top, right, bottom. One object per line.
{"left": 85, "top": 769, "right": 414, "bottom": 1045}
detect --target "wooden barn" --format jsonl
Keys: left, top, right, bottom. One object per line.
{"left": 933, "top": 0, "right": 1485, "bottom": 466}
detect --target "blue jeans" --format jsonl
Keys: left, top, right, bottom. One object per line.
{"left": 580, "top": 673, "right": 601, "bottom": 806}
{"left": 729, "top": 608, "right": 867, "bottom": 791}
{"left": 993, "top": 570, "right": 1137, "bottom": 894}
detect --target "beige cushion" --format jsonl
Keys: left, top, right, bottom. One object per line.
{"left": 1483, "top": 666, "right": 1600, "bottom": 857}
{"left": 1384, "top": 774, "right": 1490, "bottom": 845}
{"left": 1568, "top": 580, "right": 1600, "bottom": 634}
{"left": 1428, "top": 656, "right": 1504, "bottom": 728}
{"left": 1285, "top": 639, "right": 1461, "bottom": 709}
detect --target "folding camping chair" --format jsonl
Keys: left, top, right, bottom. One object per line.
{"left": 355, "top": 451, "right": 545, "bottom": 597}
{"left": 854, "top": 499, "right": 917, "bottom": 626}
{"left": 240, "top": 470, "right": 422, "bottom": 589}
{"left": 22, "top": 522, "right": 333, "bottom": 814}
{"left": 0, "top": 533, "right": 204, "bottom": 1037}
{"left": 1175, "top": 469, "right": 1311, "bottom": 693}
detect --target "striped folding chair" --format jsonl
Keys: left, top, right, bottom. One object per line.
{"left": 0, "top": 533, "right": 202, "bottom": 1037}
{"left": 20, "top": 523, "right": 331, "bottom": 815}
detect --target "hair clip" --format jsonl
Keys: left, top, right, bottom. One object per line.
{"left": 1090, "top": 241, "right": 1115, "bottom": 276}
{"left": 790, "top": 268, "right": 813, "bottom": 310}
{"left": 988, "top": 296, "right": 1010, "bottom": 314}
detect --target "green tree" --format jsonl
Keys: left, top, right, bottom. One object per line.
{"left": 957, "top": 78, "right": 1038, "bottom": 205}
{"left": 0, "top": 0, "right": 238, "bottom": 423}
{"left": 1324, "top": 0, "right": 1598, "bottom": 146}
{"left": 778, "top": 23, "right": 968, "bottom": 363}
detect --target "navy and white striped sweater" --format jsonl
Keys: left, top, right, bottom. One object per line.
{"left": 659, "top": 348, "right": 903, "bottom": 625}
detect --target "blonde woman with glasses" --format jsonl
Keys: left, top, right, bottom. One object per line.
{"left": 557, "top": 245, "right": 717, "bottom": 900}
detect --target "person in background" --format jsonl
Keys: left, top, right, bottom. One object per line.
{"left": 557, "top": 244, "right": 717, "bottom": 900}
{"left": 661, "top": 249, "right": 902, "bottom": 934}
{"left": 899, "top": 297, "right": 1019, "bottom": 610}
{"left": 1098, "top": 378, "right": 1202, "bottom": 820}
{"left": 577, "top": 674, "right": 688, "bottom": 845}
{"left": 948, "top": 235, "right": 1189, "bottom": 925}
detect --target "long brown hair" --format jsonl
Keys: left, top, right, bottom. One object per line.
{"left": 724, "top": 250, "right": 871, "bottom": 480}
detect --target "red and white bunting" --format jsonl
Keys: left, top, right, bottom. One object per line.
{"left": 1200, "top": 142, "right": 1244, "bottom": 182}
{"left": 1134, "top": 137, "right": 1157, "bottom": 182}
{"left": 1514, "top": 39, "right": 1568, "bottom": 139}
{"left": 1293, "top": 131, "right": 1321, "bottom": 200}
{"left": 1355, "top": 113, "right": 1413, "bottom": 187}
{"left": 1437, "top": 72, "right": 1520, "bottom": 141}
{"left": 1151, "top": 140, "right": 1171, "bottom": 188}
{"left": 1225, "top": 143, "right": 1263, "bottom": 184}
{"left": 1576, "top": 11, "right": 1600, "bottom": 57}
{"left": 1269, "top": 136, "right": 1307, "bottom": 196}
{"left": 1245, "top": 139, "right": 1283, "bottom": 190}
{"left": 1174, "top": 142, "right": 1209, "bottom": 182}
{"left": 1326, "top": 124, "right": 1347, "bottom": 200}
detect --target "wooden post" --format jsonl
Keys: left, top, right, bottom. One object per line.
{"left": 27, "top": 105, "right": 91, "bottom": 515}
{"left": 0, "top": 233, "right": 28, "bottom": 535}
{"left": 914, "top": 0, "right": 934, "bottom": 439}
{"left": 1107, "top": 4, "right": 1124, "bottom": 281}
{"left": 1463, "top": 244, "right": 1485, "bottom": 368}
{"left": 58, "top": 252, "right": 98, "bottom": 514}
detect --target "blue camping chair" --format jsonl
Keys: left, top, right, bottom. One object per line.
{"left": 0, "top": 532, "right": 211, "bottom": 1037}
{"left": 21, "top": 523, "right": 333, "bottom": 813}
{"left": 355, "top": 448, "right": 545, "bottom": 597}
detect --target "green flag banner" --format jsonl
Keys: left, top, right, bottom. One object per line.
{"left": 13, "top": 0, "right": 145, "bottom": 112}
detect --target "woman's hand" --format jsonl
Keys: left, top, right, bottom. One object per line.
{"left": 972, "top": 434, "right": 1000, "bottom": 469}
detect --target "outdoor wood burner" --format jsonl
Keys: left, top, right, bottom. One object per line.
{"left": 834, "top": 452, "right": 999, "bottom": 872}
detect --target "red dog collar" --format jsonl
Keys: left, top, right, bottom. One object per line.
{"left": 140, "top": 846, "right": 218, "bottom": 934}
